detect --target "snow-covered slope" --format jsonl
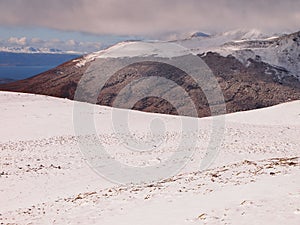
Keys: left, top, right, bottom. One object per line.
{"left": 74, "top": 29, "right": 266, "bottom": 67}
{"left": 212, "top": 31, "right": 300, "bottom": 79}
{"left": 74, "top": 29, "right": 300, "bottom": 81}
{"left": 178, "top": 30, "right": 300, "bottom": 79}
{"left": 73, "top": 41, "right": 191, "bottom": 67}
{"left": 0, "top": 91, "right": 299, "bottom": 224}
{"left": 177, "top": 29, "right": 266, "bottom": 53}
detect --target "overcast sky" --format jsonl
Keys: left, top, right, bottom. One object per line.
{"left": 0, "top": 0, "right": 299, "bottom": 38}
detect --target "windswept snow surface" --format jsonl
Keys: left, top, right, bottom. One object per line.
{"left": 74, "top": 41, "right": 191, "bottom": 67}
{"left": 74, "top": 29, "right": 266, "bottom": 67}
{"left": 0, "top": 91, "right": 299, "bottom": 224}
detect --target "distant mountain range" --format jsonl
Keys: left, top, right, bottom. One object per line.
{"left": 1, "top": 29, "right": 299, "bottom": 117}
{"left": 0, "top": 46, "right": 82, "bottom": 54}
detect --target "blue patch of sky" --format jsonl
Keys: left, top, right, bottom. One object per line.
{"left": 0, "top": 26, "right": 143, "bottom": 45}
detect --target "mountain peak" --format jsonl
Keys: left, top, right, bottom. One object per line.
{"left": 218, "top": 29, "right": 266, "bottom": 41}
{"left": 190, "top": 32, "right": 210, "bottom": 38}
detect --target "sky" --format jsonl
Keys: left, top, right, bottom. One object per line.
{"left": 0, "top": 0, "right": 299, "bottom": 53}
{"left": 0, "top": 26, "right": 138, "bottom": 53}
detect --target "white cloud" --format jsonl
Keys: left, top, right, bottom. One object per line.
{"left": 66, "top": 39, "right": 76, "bottom": 46}
{"left": 8, "top": 37, "right": 27, "bottom": 45}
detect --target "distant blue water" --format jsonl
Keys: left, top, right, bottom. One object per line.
{"left": 0, "top": 66, "right": 54, "bottom": 80}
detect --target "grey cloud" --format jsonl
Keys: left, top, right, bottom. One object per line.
{"left": 0, "top": 0, "right": 299, "bottom": 37}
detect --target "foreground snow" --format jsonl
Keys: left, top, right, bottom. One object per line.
{"left": 0, "top": 92, "right": 299, "bottom": 224}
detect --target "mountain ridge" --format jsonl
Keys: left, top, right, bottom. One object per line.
{"left": 0, "top": 46, "right": 84, "bottom": 54}
{"left": 0, "top": 30, "right": 299, "bottom": 117}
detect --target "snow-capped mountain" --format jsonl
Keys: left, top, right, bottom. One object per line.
{"left": 73, "top": 29, "right": 299, "bottom": 81}
{"left": 178, "top": 29, "right": 300, "bottom": 80}
{"left": 189, "top": 31, "right": 210, "bottom": 38}
{"left": 175, "top": 29, "right": 267, "bottom": 53}
{"left": 0, "top": 36, "right": 104, "bottom": 54}
{"left": 0, "top": 29, "right": 299, "bottom": 118}
{"left": 0, "top": 46, "right": 82, "bottom": 54}
{"left": 1, "top": 30, "right": 300, "bottom": 224}
{"left": 212, "top": 31, "right": 300, "bottom": 80}
{"left": 71, "top": 29, "right": 267, "bottom": 68}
